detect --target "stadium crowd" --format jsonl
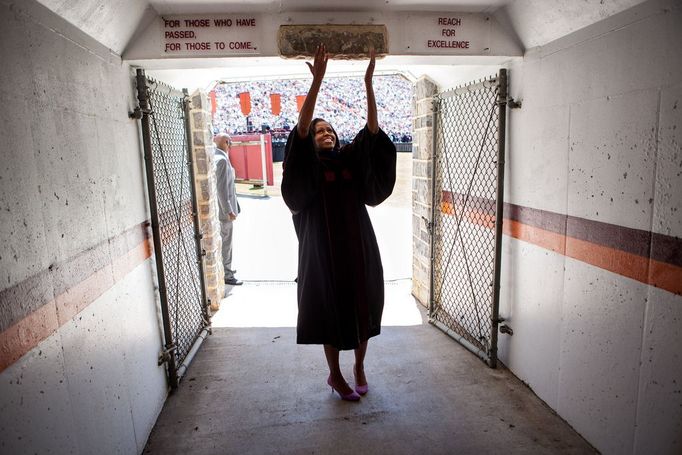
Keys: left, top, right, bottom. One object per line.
{"left": 212, "top": 74, "right": 413, "bottom": 143}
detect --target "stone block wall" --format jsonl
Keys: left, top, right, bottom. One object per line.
{"left": 188, "top": 91, "right": 224, "bottom": 311}
{"left": 278, "top": 25, "right": 388, "bottom": 59}
{"left": 411, "top": 76, "right": 439, "bottom": 307}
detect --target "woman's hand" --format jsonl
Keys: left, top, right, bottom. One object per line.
{"left": 364, "top": 48, "right": 378, "bottom": 134}
{"left": 306, "top": 44, "right": 328, "bottom": 83}
{"left": 364, "top": 48, "right": 376, "bottom": 87}
{"left": 297, "top": 44, "right": 328, "bottom": 138}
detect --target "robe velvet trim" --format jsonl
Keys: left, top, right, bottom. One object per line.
{"left": 281, "top": 125, "right": 397, "bottom": 350}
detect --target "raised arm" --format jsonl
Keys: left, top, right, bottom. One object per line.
{"left": 297, "top": 44, "right": 328, "bottom": 139}
{"left": 364, "top": 48, "right": 378, "bottom": 134}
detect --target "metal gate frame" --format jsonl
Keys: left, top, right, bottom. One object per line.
{"left": 428, "top": 69, "right": 508, "bottom": 367}
{"left": 133, "top": 69, "right": 210, "bottom": 389}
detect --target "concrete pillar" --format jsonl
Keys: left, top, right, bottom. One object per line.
{"left": 411, "top": 76, "right": 439, "bottom": 307}
{"left": 188, "top": 91, "right": 225, "bottom": 311}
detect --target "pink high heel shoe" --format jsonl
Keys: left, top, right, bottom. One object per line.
{"left": 354, "top": 366, "right": 368, "bottom": 395}
{"left": 327, "top": 376, "right": 361, "bottom": 401}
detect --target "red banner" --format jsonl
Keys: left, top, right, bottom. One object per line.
{"left": 209, "top": 90, "right": 217, "bottom": 116}
{"left": 270, "top": 93, "right": 281, "bottom": 116}
{"left": 238, "top": 92, "right": 251, "bottom": 116}
{"left": 296, "top": 94, "right": 306, "bottom": 112}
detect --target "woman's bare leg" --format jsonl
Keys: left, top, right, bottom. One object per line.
{"left": 354, "top": 340, "right": 368, "bottom": 386}
{"left": 324, "top": 345, "right": 354, "bottom": 395}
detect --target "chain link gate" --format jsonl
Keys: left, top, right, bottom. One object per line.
{"left": 429, "top": 69, "right": 507, "bottom": 367}
{"left": 133, "top": 69, "right": 210, "bottom": 389}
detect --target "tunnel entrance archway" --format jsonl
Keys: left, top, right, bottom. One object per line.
{"left": 134, "top": 54, "right": 511, "bottom": 365}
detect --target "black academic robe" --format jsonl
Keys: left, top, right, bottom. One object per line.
{"left": 281, "top": 125, "right": 397, "bottom": 350}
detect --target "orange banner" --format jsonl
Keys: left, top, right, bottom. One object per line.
{"left": 296, "top": 94, "right": 306, "bottom": 112}
{"left": 209, "top": 90, "right": 217, "bottom": 115}
{"left": 238, "top": 92, "right": 251, "bottom": 116}
{"left": 270, "top": 93, "right": 281, "bottom": 116}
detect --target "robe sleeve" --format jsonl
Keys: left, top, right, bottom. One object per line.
{"left": 348, "top": 125, "right": 397, "bottom": 206}
{"left": 281, "top": 126, "right": 320, "bottom": 215}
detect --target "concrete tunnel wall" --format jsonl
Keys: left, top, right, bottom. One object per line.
{"left": 0, "top": 1, "right": 167, "bottom": 454}
{"left": 0, "top": 0, "right": 680, "bottom": 454}
{"left": 497, "top": 1, "right": 682, "bottom": 454}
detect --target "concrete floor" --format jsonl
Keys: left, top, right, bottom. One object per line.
{"left": 143, "top": 154, "right": 595, "bottom": 454}
{"left": 144, "top": 297, "right": 595, "bottom": 454}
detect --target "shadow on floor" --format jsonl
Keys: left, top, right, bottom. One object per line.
{"left": 144, "top": 303, "right": 595, "bottom": 454}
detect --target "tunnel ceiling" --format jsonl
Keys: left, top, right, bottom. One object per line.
{"left": 36, "top": 0, "right": 647, "bottom": 56}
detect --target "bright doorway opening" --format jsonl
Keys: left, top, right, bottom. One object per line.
{"left": 203, "top": 72, "right": 421, "bottom": 328}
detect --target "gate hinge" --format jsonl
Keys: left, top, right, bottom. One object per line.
{"left": 495, "top": 317, "right": 514, "bottom": 335}
{"left": 499, "top": 325, "right": 514, "bottom": 336}
{"left": 498, "top": 97, "right": 522, "bottom": 109}
{"left": 421, "top": 216, "right": 433, "bottom": 235}
{"left": 129, "top": 106, "right": 152, "bottom": 119}
{"left": 158, "top": 344, "right": 177, "bottom": 365}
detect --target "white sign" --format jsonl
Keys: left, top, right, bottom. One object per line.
{"left": 122, "top": 12, "right": 522, "bottom": 61}
{"left": 400, "top": 13, "right": 489, "bottom": 55}
{"left": 161, "top": 15, "right": 261, "bottom": 56}
{"left": 427, "top": 16, "right": 469, "bottom": 49}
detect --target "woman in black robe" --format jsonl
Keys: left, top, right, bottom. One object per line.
{"left": 281, "top": 44, "right": 397, "bottom": 401}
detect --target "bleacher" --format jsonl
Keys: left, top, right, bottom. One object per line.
{"left": 212, "top": 74, "right": 414, "bottom": 147}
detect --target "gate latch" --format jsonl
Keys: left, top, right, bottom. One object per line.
{"left": 158, "top": 344, "right": 177, "bottom": 365}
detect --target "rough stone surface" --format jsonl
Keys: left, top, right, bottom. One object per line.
{"left": 414, "top": 177, "right": 430, "bottom": 202}
{"left": 188, "top": 90, "right": 224, "bottom": 308}
{"left": 416, "top": 98, "right": 435, "bottom": 117}
{"left": 415, "top": 76, "right": 438, "bottom": 100}
{"left": 412, "top": 200, "right": 430, "bottom": 219}
{"left": 190, "top": 110, "right": 206, "bottom": 131}
{"left": 192, "top": 130, "right": 212, "bottom": 148}
{"left": 200, "top": 231, "right": 219, "bottom": 251}
{"left": 194, "top": 151, "right": 209, "bottom": 175}
{"left": 413, "top": 130, "right": 433, "bottom": 160}
{"left": 278, "top": 25, "right": 388, "bottom": 59}
{"left": 412, "top": 76, "right": 438, "bottom": 306}
{"left": 191, "top": 92, "right": 206, "bottom": 109}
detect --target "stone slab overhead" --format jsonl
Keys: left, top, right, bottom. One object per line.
{"left": 278, "top": 24, "right": 388, "bottom": 59}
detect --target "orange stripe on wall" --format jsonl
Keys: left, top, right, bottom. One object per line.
{"left": 0, "top": 237, "right": 153, "bottom": 374}
{"left": 506, "top": 219, "right": 681, "bottom": 296}
{"left": 55, "top": 263, "right": 116, "bottom": 326}
{"left": 113, "top": 239, "right": 154, "bottom": 283}
{"left": 0, "top": 301, "right": 59, "bottom": 372}
{"left": 443, "top": 204, "right": 567, "bottom": 255}
{"left": 565, "top": 236, "right": 650, "bottom": 285}
{"left": 504, "top": 219, "right": 566, "bottom": 255}
{"left": 649, "top": 259, "right": 682, "bottom": 296}
{"left": 440, "top": 203, "right": 682, "bottom": 296}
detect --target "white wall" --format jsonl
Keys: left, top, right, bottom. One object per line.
{"left": 498, "top": 0, "right": 682, "bottom": 453}
{"left": 0, "top": 0, "right": 167, "bottom": 453}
